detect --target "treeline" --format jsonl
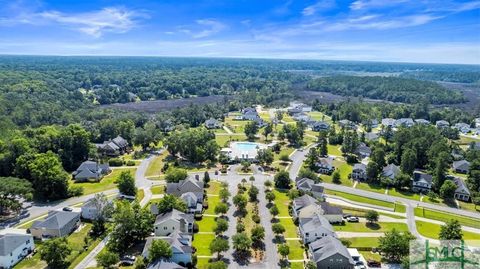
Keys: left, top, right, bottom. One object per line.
{"left": 306, "top": 76, "right": 466, "bottom": 104}
{"left": 400, "top": 71, "right": 480, "bottom": 84}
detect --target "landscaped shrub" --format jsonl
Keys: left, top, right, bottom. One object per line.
{"left": 126, "top": 160, "right": 136, "bottom": 166}
{"left": 108, "top": 158, "right": 124, "bottom": 166}
{"left": 252, "top": 214, "right": 260, "bottom": 223}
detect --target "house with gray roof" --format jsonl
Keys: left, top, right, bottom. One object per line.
{"left": 381, "top": 118, "right": 395, "bottom": 128}
{"left": 436, "top": 120, "right": 450, "bottom": 129}
{"left": 338, "top": 120, "right": 357, "bottom": 130}
{"left": 96, "top": 135, "right": 129, "bottom": 156}
{"left": 30, "top": 211, "right": 80, "bottom": 239}
{"left": 0, "top": 233, "right": 34, "bottom": 269}
{"left": 312, "top": 121, "right": 330, "bottom": 132}
{"left": 454, "top": 123, "right": 471, "bottom": 134}
{"left": 415, "top": 119, "right": 430, "bottom": 125}
{"left": 412, "top": 171, "right": 433, "bottom": 193}
{"left": 351, "top": 163, "right": 367, "bottom": 181}
{"left": 355, "top": 143, "right": 371, "bottom": 159}
{"left": 316, "top": 158, "right": 335, "bottom": 175}
{"left": 451, "top": 177, "right": 471, "bottom": 202}
{"left": 295, "top": 179, "right": 324, "bottom": 199}
{"left": 364, "top": 132, "right": 379, "bottom": 141}
{"left": 72, "top": 161, "right": 111, "bottom": 182}
{"left": 382, "top": 164, "right": 401, "bottom": 180}
{"left": 394, "top": 118, "right": 414, "bottom": 128}
{"left": 147, "top": 261, "right": 185, "bottom": 269}
{"left": 452, "top": 160, "right": 470, "bottom": 174}
{"left": 180, "top": 192, "right": 203, "bottom": 214}
{"left": 154, "top": 209, "right": 194, "bottom": 236}
{"left": 204, "top": 118, "right": 221, "bottom": 129}
{"left": 166, "top": 178, "right": 204, "bottom": 214}
{"left": 142, "top": 232, "right": 192, "bottom": 266}
{"left": 308, "top": 236, "right": 355, "bottom": 269}
{"left": 299, "top": 213, "right": 336, "bottom": 244}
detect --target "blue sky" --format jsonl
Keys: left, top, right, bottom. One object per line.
{"left": 0, "top": 0, "right": 479, "bottom": 64}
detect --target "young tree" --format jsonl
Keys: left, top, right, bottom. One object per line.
{"left": 214, "top": 202, "right": 228, "bottom": 216}
{"left": 279, "top": 154, "right": 290, "bottom": 162}
{"left": 209, "top": 238, "right": 230, "bottom": 260}
{"left": 264, "top": 180, "right": 273, "bottom": 189}
{"left": 263, "top": 123, "right": 273, "bottom": 141}
{"left": 272, "top": 223, "right": 285, "bottom": 239}
{"left": 277, "top": 244, "right": 290, "bottom": 260}
{"left": 269, "top": 205, "right": 279, "bottom": 219}
{"left": 440, "top": 180, "right": 457, "bottom": 200}
{"left": 207, "top": 261, "right": 227, "bottom": 269}
{"left": 305, "top": 147, "right": 319, "bottom": 170}
{"left": 257, "top": 149, "right": 274, "bottom": 166}
{"left": 148, "top": 239, "right": 173, "bottom": 262}
{"left": 274, "top": 171, "right": 291, "bottom": 189}
{"left": 244, "top": 122, "right": 259, "bottom": 140}
{"left": 165, "top": 167, "right": 188, "bottom": 183}
{"left": 370, "top": 147, "right": 386, "bottom": 168}
{"left": 332, "top": 170, "right": 341, "bottom": 184}
{"left": 214, "top": 218, "right": 229, "bottom": 235}
{"left": 236, "top": 221, "right": 245, "bottom": 233}
{"left": 155, "top": 194, "right": 187, "bottom": 214}
{"left": 40, "top": 237, "right": 72, "bottom": 269}
{"left": 366, "top": 161, "right": 380, "bottom": 182}
{"left": 250, "top": 225, "right": 265, "bottom": 244}
{"left": 232, "top": 233, "right": 252, "bottom": 252}
{"left": 439, "top": 220, "right": 463, "bottom": 240}
{"left": 318, "top": 132, "right": 328, "bottom": 157}
{"left": 378, "top": 229, "right": 415, "bottom": 262}
{"left": 265, "top": 191, "right": 275, "bottom": 204}
{"left": 248, "top": 185, "right": 259, "bottom": 202}
{"left": 394, "top": 173, "right": 411, "bottom": 189}
{"left": 365, "top": 210, "right": 379, "bottom": 224}
{"left": 96, "top": 251, "right": 119, "bottom": 269}
{"left": 467, "top": 159, "right": 480, "bottom": 192}
{"left": 28, "top": 151, "right": 70, "bottom": 200}
{"left": 233, "top": 194, "right": 247, "bottom": 209}
{"left": 219, "top": 188, "right": 231, "bottom": 203}
{"left": 203, "top": 171, "right": 211, "bottom": 184}
{"left": 117, "top": 171, "right": 137, "bottom": 196}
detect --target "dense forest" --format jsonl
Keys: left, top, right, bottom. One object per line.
{"left": 306, "top": 76, "right": 466, "bottom": 104}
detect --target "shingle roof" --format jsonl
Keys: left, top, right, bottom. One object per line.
{"left": 154, "top": 209, "right": 194, "bottom": 225}
{"left": 319, "top": 202, "right": 343, "bottom": 215}
{"left": 0, "top": 233, "right": 32, "bottom": 256}
{"left": 309, "top": 237, "right": 354, "bottom": 265}
{"left": 147, "top": 260, "right": 185, "bottom": 269}
{"left": 112, "top": 136, "right": 128, "bottom": 148}
{"left": 413, "top": 171, "right": 433, "bottom": 185}
{"left": 31, "top": 211, "right": 79, "bottom": 230}
{"left": 353, "top": 163, "right": 367, "bottom": 172}
{"left": 382, "top": 164, "right": 400, "bottom": 179}
{"left": 452, "top": 177, "right": 470, "bottom": 195}
{"left": 300, "top": 214, "right": 334, "bottom": 234}
{"left": 453, "top": 160, "right": 470, "bottom": 170}
{"left": 293, "top": 195, "right": 317, "bottom": 210}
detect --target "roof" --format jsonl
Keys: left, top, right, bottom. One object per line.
{"left": 452, "top": 177, "right": 470, "bottom": 195}
{"left": 0, "top": 233, "right": 32, "bottom": 256}
{"left": 147, "top": 261, "right": 185, "bottom": 269}
{"left": 382, "top": 164, "right": 400, "bottom": 179}
{"left": 143, "top": 232, "right": 192, "bottom": 258}
{"left": 365, "top": 132, "right": 379, "bottom": 140}
{"left": 154, "top": 209, "right": 194, "bottom": 225}
{"left": 453, "top": 160, "right": 470, "bottom": 170}
{"left": 296, "top": 178, "right": 314, "bottom": 189}
{"left": 311, "top": 184, "right": 324, "bottom": 193}
{"left": 413, "top": 171, "right": 433, "bottom": 185}
{"left": 205, "top": 118, "right": 219, "bottom": 125}
{"left": 293, "top": 195, "right": 317, "bottom": 210}
{"left": 415, "top": 119, "right": 430, "bottom": 124}
{"left": 353, "top": 163, "right": 367, "bottom": 172}
{"left": 166, "top": 178, "right": 204, "bottom": 198}
{"left": 319, "top": 202, "right": 343, "bottom": 215}
{"left": 356, "top": 143, "right": 371, "bottom": 155}
{"left": 73, "top": 161, "right": 109, "bottom": 178}
{"left": 112, "top": 136, "right": 128, "bottom": 148}
{"left": 31, "top": 211, "right": 80, "bottom": 230}
{"left": 309, "top": 236, "right": 354, "bottom": 265}
{"left": 300, "top": 214, "right": 334, "bottom": 234}
{"left": 317, "top": 158, "right": 333, "bottom": 167}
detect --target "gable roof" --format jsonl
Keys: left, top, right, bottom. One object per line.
{"left": 316, "top": 158, "right": 333, "bottom": 167}
{"left": 31, "top": 211, "right": 79, "bottom": 230}
{"left": 382, "top": 164, "right": 401, "bottom": 179}
{"left": 154, "top": 209, "right": 194, "bottom": 225}
{"left": 309, "top": 236, "right": 354, "bottom": 265}
{"left": 353, "top": 163, "right": 367, "bottom": 172}
{"left": 300, "top": 214, "right": 334, "bottom": 234}
{"left": 147, "top": 261, "right": 185, "bottom": 269}
{"left": 166, "top": 178, "right": 204, "bottom": 199}
{"left": 452, "top": 160, "right": 470, "bottom": 170}
{"left": 413, "top": 171, "right": 433, "bottom": 185}
{"left": 319, "top": 202, "right": 343, "bottom": 215}
{"left": 0, "top": 233, "right": 32, "bottom": 256}
{"left": 296, "top": 178, "right": 314, "bottom": 189}
{"left": 293, "top": 195, "right": 317, "bottom": 210}
{"left": 452, "top": 177, "right": 470, "bottom": 195}
{"left": 112, "top": 136, "right": 128, "bottom": 148}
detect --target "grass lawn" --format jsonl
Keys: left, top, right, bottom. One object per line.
{"left": 343, "top": 237, "right": 379, "bottom": 248}
{"left": 145, "top": 151, "right": 168, "bottom": 177}
{"left": 279, "top": 218, "right": 298, "bottom": 238}
{"left": 215, "top": 133, "right": 247, "bottom": 147}
{"left": 136, "top": 189, "right": 144, "bottom": 202}
{"left": 308, "top": 111, "right": 332, "bottom": 122}
{"left": 388, "top": 188, "right": 421, "bottom": 201}
{"left": 336, "top": 205, "right": 405, "bottom": 219}
{"left": 204, "top": 195, "right": 220, "bottom": 215}
{"left": 287, "top": 240, "right": 305, "bottom": 260}
{"left": 359, "top": 251, "right": 382, "bottom": 262}
{"left": 282, "top": 114, "right": 296, "bottom": 123}
{"left": 192, "top": 233, "right": 215, "bottom": 256}
{"left": 196, "top": 216, "right": 217, "bottom": 233}
{"left": 196, "top": 257, "right": 212, "bottom": 269}
{"left": 207, "top": 181, "right": 221, "bottom": 195}
{"left": 150, "top": 185, "right": 165, "bottom": 195}
{"left": 70, "top": 168, "right": 136, "bottom": 195}
{"left": 327, "top": 144, "right": 342, "bottom": 156}
{"left": 325, "top": 190, "right": 394, "bottom": 209}
{"left": 394, "top": 203, "right": 406, "bottom": 213}
{"left": 458, "top": 200, "right": 480, "bottom": 212}
{"left": 414, "top": 207, "right": 480, "bottom": 229}
{"left": 274, "top": 146, "right": 295, "bottom": 161}
{"left": 289, "top": 262, "right": 305, "bottom": 269}
{"left": 416, "top": 220, "right": 480, "bottom": 240}
{"left": 356, "top": 182, "right": 386, "bottom": 194}
{"left": 224, "top": 116, "right": 251, "bottom": 133}
{"left": 273, "top": 189, "right": 291, "bottom": 217}
{"left": 320, "top": 160, "right": 353, "bottom": 187}
{"left": 259, "top": 111, "right": 272, "bottom": 122}
{"left": 333, "top": 222, "right": 409, "bottom": 232}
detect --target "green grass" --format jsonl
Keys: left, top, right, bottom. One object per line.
{"left": 136, "top": 189, "right": 144, "bottom": 202}
{"left": 69, "top": 168, "right": 136, "bottom": 195}
{"left": 192, "top": 233, "right": 215, "bottom": 256}
{"left": 344, "top": 237, "right": 379, "bottom": 248}
{"left": 196, "top": 216, "right": 217, "bottom": 232}
{"left": 388, "top": 188, "right": 421, "bottom": 201}
{"left": 289, "top": 262, "right": 305, "bottom": 269}
{"left": 215, "top": 133, "right": 247, "bottom": 147}
{"left": 207, "top": 181, "right": 221, "bottom": 195}
{"left": 150, "top": 185, "right": 165, "bottom": 195}
{"left": 414, "top": 207, "right": 480, "bottom": 229}
{"left": 336, "top": 205, "right": 405, "bottom": 219}
{"left": 145, "top": 151, "right": 168, "bottom": 177}
{"left": 325, "top": 190, "right": 394, "bottom": 209}
{"left": 224, "top": 116, "right": 251, "bottom": 133}
{"left": 307, "top": 111, "right": 332, "bottom": 122}
{"left": 333, "top": 222, "right": 409, "bottom": 232}
{"left": 416, "top": 220, "right": 480, "bottom": 240}
{"left": 320, "top": 160, "right": 353, "bottom": 187}
{"left": 274, "top": 146, "right": 295, "bottom": 161}
{"left": 196, "top": 257, "right": 212, "bottom": 269}
{"left": 327, "top": 144, "right": 342, "bottom": 156}
{"left": 458, "top": 200, "right": 480, "bottom": 212}
{"left": 204, "top": 195, "right": 220, "bottom": 215}
{"left": 359, "top": 251, "right": 382, "bottom": 262}
{"left": 279, "top": 218, "right": 298, "bottom": 238}
{"left": 286, "top": 240, "right": 305, "bottom": 260}
{"left": 273, "top": 189, "right": 291, "bottom": 217}
{"left": 356, "top": 182, "right": 386, "bottom": 194}
{"left": 394, "top": 203, "right": 406, "bottom": 213}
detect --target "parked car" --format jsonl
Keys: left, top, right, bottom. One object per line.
{"left": 121, "top": 255, "right": 136, "bottom": 266}
{"left": 343, "top": 214, "right": 352, "bottom": 219}
{"left": 367, "top": 260, "right": 381, "bottom": 268}
{"left": 346, "top": 216, "right": 359, "bottom": 222}
{"left": 62, "top": 207, "right": 73, "bottom": 212}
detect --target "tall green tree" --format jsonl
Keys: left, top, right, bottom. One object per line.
{"left": 117, "top": 171, "right": 137, "bottom": 196}
{"left": 28, "top": 151, "right": 70, "bottom": 200}
{"left": 378, "top": 229, "right": 415, "bottom": 262}
{"left": 0, "top": 177, "right": 33, "bottom": 214}
{"left": 439, "top": 220, "right": 463, "bottom": 240}
{"left": 209, "top": 238, "right": 229, "bottom": 259}
{"left": 148, "top": 239, "right": 173, "bottom": 262}
{"left": 40, "top": 237, "right": 72, "bottom": 269}
{"left": 154, "top": 194, "right": 187, "bottom": 214}
{"left": 244, "top": 122, "right": 259, "bottom": 140}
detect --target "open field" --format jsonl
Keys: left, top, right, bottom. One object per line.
{"left": 325, "top": 190, "right": 395, "bottom": 209}
{"left": 145, "top": 151, "right": 168, "bottom": 177}
{"left": 70, "top": 168, "right": 136, "bottom": 195}
{"left": 414, "top": 207, "right": 480, "bottom": 229}
{"left": 333, "top": 222, "right": 409, "bottom": 232}
{"left": 416, "top": 220, "right": 480, "bottom": 240}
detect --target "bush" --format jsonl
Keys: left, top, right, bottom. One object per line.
{"left": 68, "top": 185, "right": 84, "bottom": 197}
{"left": 108, "top": 158, "right": 124, "bottom": 166}
{"left": 126, "top": 160, "right": 136, "bottom": 166}
{"left": 252, "top": 214, "right": 260, "bottom": 223}
{"left": 279, "top": 154, "right": 290, "bottom": 162}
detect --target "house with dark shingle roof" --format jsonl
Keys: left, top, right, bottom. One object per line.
{"left": 142, "top": 232, "right": 192, "bottom": 266}
{"left": 415, "top": 119, "right": 430, "bottom": 125}
{"left": 72, "top": 161, "right": 111, "bottom": 182}
{"left": 451, "top": 177, "right": 471, "bottom": 202}
{"left": 299, "top": 214, "right": 336, "bottom": 244}
{"left": 147, "top": 261, "right": 185, "bottom": 269}
{"left": 351, "top": 163, "right": 367, "bottom": 181}
{"left": 0, "top": 233, "right": 34, "bottom": 268}
{"left": 452, "top": 160, "right": 470, "bottom": 174}
{"left": 30, "top": 211, "right": 80, "bottom": 239}
{"left": 412, "top": 171, "right": 433, "bottom": 193}
{"left": 154, "top": 209, "right": 194, "bottom": 236}
{"left": 308, "top": 236, "right": 355, "bottom": 269}
{"left": 316, "top": 158, "right": 335, "bottom": 175}
{"left": 165, "top": 178, "right": 204, "bottom": 214}
{"left": 311, "top": 121, "right": 330, "bottom": 132}
{"left": 382, "top": 164, "right": 401, "bottom": 180}
{"left": 436, "top": 120, "right": 450, "bottom": 129}
{"left": 204, "top": 118, "right": 221, "bottom": 129}
{"left": 96, "top": 135, "right": 129, "bottom": 156}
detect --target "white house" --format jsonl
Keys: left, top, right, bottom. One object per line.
{"left": 0, "top": 233, "right": 34, "bottom": 269}
{"left": 154, "top": 209, "right": 194, "bottom": 236}
{"left": 142, "top": 232, "right": 192, "bottom": 267}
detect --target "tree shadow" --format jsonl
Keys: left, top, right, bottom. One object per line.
{"left": 233, "top": 250, "right": 252, "bottom": 265}
{"left": 365, "top": 222, "right": 381, "bottom": 230}
{"left": 272, "top": 236, "right": 285, "bottom": 244}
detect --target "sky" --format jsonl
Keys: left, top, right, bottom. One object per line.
{"left": 0, "top": 0, "right": 479, "bottom": 64}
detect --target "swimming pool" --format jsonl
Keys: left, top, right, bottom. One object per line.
{"left": 229, "top": 141, "right": 267, "bottom": 160}
{"left": 234, "top": 142, "right": 261, "bottom": 151}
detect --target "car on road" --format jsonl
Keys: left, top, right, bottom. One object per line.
{"left": 343, "top": 214, "right": 352, "bottom": 219}
{"left": 62, "top": 207, "right": 73, "bottom": 212}
{"left": 346, "top": 216, "right": 359, "bottom": 222}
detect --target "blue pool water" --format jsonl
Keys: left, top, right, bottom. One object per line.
{"left": 233, "top": 142, "right": 260, "bottom": 151}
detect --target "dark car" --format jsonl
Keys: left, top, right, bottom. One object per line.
{"left": 62, "top": 207, "right": 73, "bottom": 212}
{"left": 120, "top": 255, "right": 136, "bottom": 266}
{"left": 367, "top": 260, "right": 381, "bottom": 268}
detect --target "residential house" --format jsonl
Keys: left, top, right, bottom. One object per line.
{"left": 454, "top": 123, "right": 471, "bottom": 134}
{"left": 412, "top": 171, "right": 433, "bottom": 193}
{"left": 204, "top": 118, "right": 221, "bottom": 129}
{"left": 338, "top": 120, "right": 357, "bottom": 130}
{"left": 475, "top": 118, "right": 480, "bottom": 128}
{"left": 364, "top": 132, "right": 379, "bottom": 141}
{"left": 287, "top": 102, "right": 312, "bottom": 114}
{"left": 292, "top": 194, "right": 318, "bottom": 219}
{"left": 318, "top": 202, "right": 343, "bottom": 223}
{"left": 363, "top": 119, "right": 379, "bottom": 128}
{"left": 355, "top": 143, "right": 371, "bottom": 159}
{"left": 351, "top": 163, "right": 367, "bottom": 181}
{"left": 292, "top": 112, "right": 311, "bottom": 123}
{"left": 436, "top": 120, "right": 450, "bottom": 129}
{"left": 312, "top": 121, "right": 330, "bottom": 132}
{"left": 165, "top": 178, "right": 204, "bottom": 214}
{"left": 81, "top": 197, "right": 112, "bottom": 220}
{"left": 381, "top": 118, "right": 395, "bottom": 128}
{"left": 95, "top": 135, "right": 129, "bottom": 156}
{"left": 147, "top": 261, "right": 185, "bottom": 269}
{"left": 451, "top": 177, "right": 471, "bottom": 202}
{"left": 310, "top": 184, "right": 325, "bottom": 200}
{"left": 394, "top": 118, "right": 414, "bottom": 128}
{"left": 382, "top": 164, "right": 401, "bottom": 181}
{"left": 316, "top": 158, "right": 335, "bottom": 175}
{"left": 452, "top": 160, "right": 470, "bottom": 174}
{"left": 296, "top": 178, "right": 315, "bottom": 192}
{"left": 0, "top": 233, "right": 34, "bottom": 269}
{"left": 293, "top": 195, "right": 341, "bottom": 223}
{"left": 154, "top": 209, "right": 194, "bottom": 236}
{"left": 72, "top": 161, "right": 111, "bottom": 182}
{"left": 308, "top": 236, "right": 355, "bottom": 269}
{"left": 415, "top": 119, "right": 430, "bottom": 125}
{"left": 142, "top": 232, "right": 192, "bottom": 266}
{"left": 30, "top": 211, "right": 80, "bottom": 239}
{"left": 299, "top": 213, "right": 336, "bottom": 244}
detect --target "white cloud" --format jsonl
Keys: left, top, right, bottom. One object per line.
{"left": 302, "top": 0, "right": 336, "bottom": 16}
{"left": 179, "top": 19, "right": 227, "bottom": 39}
{"left": 325, "top": 14, "right": 442, "bottom": 31}
{"left": 349, "top": 0, "right": 408, "bottom": 10}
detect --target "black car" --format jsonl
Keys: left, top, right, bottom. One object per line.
{"left": 62, "top": 207, "right": 73, "bottom": 212}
